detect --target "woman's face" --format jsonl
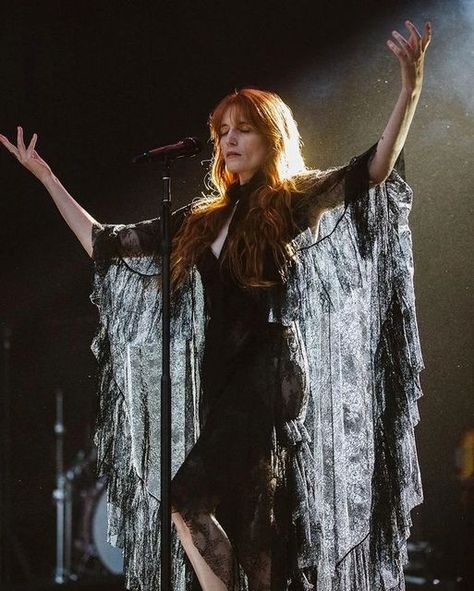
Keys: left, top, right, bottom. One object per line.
{"left": 219, "top": 105, "right": 268, "bottom": 185}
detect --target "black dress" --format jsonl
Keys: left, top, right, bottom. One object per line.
{"left": 91, "top": 144, "right": 424, "bottom": 591}
{"left": 170, "top": 172, "right": 319, "bottom": 590}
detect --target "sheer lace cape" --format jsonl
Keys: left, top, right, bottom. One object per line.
{"left": 90, "top": 146, "right": 424, "bottom": 591}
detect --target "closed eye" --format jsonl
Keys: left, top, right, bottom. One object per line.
{"left": 219, "top": 127, "right": 252, "bottom": 137}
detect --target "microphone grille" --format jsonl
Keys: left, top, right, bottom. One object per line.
{"left": 183, "top": 136, "right": 203, "bottom": 154}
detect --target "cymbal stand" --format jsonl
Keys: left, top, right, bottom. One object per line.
{"left": 52, "top": 387, "right": 73, "bottom": 583}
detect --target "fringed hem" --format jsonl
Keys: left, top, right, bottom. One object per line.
{"left": 335, "top": 534, "right": 378, "bottom": 591}
{"left": 278, "top": 419, "right": 321, "bottom": 571}
{"left": 367, "top": 170, "right": 424, "bottom": 590}
{"left": 369, "top": 289, "right": 424, "bottom": 590}
{"left": 91, "top": 324, "right": 197, "bottom": 591}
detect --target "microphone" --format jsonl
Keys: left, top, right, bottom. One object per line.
{"left": 132, "top": 136, "right": 202, "bottom": 164}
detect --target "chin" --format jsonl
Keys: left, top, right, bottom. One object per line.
{"left": 225, "top": 164, "right": 244, "bottom": 175}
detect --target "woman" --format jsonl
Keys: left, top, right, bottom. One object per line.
{"left": 0, "top": 19, "right": 432, "bottom": 591}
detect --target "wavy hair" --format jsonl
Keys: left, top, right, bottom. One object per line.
{"left": 170, "top": 87, "right": 309, "bottom": 292}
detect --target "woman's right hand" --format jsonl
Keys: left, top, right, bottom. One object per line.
{"left": 1, "top": 125, "right": 98, "bottom": 257}
{"left": 0, "top": 126, "right": 53, "bottom": 184}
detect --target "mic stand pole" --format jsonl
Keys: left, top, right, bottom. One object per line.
{"left": 160, "top": 157, "right": 173, "bottom": 591}
{"left": 133, "top": 141, "right": 202, "bottom": 589}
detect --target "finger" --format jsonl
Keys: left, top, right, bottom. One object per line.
{"left": 421, "top": 21, "right": 432, "bottom": 51}
{"left": 386, "top": 39, "right": 404, "bottom": 60}
{"left": 17, "top": 126, "right": 26, "bottom": 154}
{"left": 26, "top": 133, "right": 38, "bottom": 158}
{"left": 405, "top": 20, "right": 422, "bottom": 39}
{"left": 32, "top": 149, "right": 48, "bottom": 166}
{"left": 0, "top": 134, "right": 20, "bottom": 158}
{"left": 404, "top": 20, "right": 423, "bottom": 55}
{"left": 391, "top": 30, "right": 412, "bottom": 58}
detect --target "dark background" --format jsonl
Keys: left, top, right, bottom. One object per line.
{"left": 1, "top": 0, "right": 472, "bottom": 587}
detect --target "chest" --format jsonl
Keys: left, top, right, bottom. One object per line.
{"left": 210, "top": 201, "right": 239, "bottom": 260}
{"left": 209, "top": 199, "right": 323, "bottom": 262}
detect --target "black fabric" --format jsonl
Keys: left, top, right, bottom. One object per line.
{"left": 89, "top": 143, "right": 423, "bottom": 591}
{"left": 169, "top": 174, "right": 319, "bottom": 589}
{"left": 170, "top": 155, "right": 375, "bottom": 589}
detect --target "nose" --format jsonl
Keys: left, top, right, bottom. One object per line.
{"left": 225, "top": 128, "right": 238, "bottom": 145}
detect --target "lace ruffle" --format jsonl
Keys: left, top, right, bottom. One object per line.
{"left": 89, "top": 155, "right": 423, "bottom": 590}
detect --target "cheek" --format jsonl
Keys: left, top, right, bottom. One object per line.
{"left": 246, "top": 137, "right": 267, "bottom": 162}
{"left": 256, "top": 142, "right": 268, "bottom": 164}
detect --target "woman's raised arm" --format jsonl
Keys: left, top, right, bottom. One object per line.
{"left": 368, "top": 19, "right": 432, "bottom": 183}
{"left": 0, "top": 126, "right": 100, "bottom": 258}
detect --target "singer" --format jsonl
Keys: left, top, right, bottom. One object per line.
{"left": 0, "top": 19, "right": 431, "bottom": 591}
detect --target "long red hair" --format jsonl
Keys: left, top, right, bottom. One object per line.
{"left": 170, "top": 87, "right": 309, "bottom": 292}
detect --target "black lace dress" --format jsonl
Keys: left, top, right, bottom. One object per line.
{"left": 91, "top": 143, "right": 424, "bottom": 591}
{"left": 170, "top": 172, "right": 318, "bottom": 590}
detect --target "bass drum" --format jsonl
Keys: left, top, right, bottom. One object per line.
{"left": 74, "top": 464, "right": 124, "bottom": 577}
{"left": 90, "top": 480, "right": 124, "bottom": 575}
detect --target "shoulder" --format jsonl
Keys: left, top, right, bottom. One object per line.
{"left": 290, "top": 166, "right": 346, "bottom": 195}
{"left": 111, "top": 202, "right": 195, "bottom": 251}
{"left": 289, "top": 166, "right": 346, "bottom": 210}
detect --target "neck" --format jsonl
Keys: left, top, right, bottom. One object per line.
{"left": 227, "top": 169, "right": 266, "bottom": 204}
{"left": 239, "top": 174, "right": 253, "bottom": 186}
{"left": 238, "top": 169, "right": 265, "bottom": 187}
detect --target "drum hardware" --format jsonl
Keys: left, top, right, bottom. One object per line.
{"left": 68, "top": 453, "right": 124, "bottom": 578}
{"left": 53, "top": 387, "right": 73, "bottom": 583}
{"left": 52, "top": 387, "right": 123, "bottom": 584}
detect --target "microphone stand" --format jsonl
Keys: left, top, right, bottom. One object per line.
{"left": 159, "top": 157, "right": 173, "bottom": 591}
{"left": 132, "top": 137, "right": 201, "bottom": 591}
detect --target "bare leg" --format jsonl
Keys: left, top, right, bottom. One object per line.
{"left": 172, "top": 511, "right": 235, "bottom": 591}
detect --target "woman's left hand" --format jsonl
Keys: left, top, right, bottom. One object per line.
{"left": 387, "top": 19, "right": 432, "bottom": 94}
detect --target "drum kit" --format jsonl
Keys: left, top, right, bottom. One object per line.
{"left": 52, "top": 389, "right": 123, "bottom": 584}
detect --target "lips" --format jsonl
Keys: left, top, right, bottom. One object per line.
{"left": 227, "top": 152, "right": 241, "bottom": 157}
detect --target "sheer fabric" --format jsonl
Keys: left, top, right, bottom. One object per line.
{"left": 90, "top": 142, "right": 423, "bottom": 590}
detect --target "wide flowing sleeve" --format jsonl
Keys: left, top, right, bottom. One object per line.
{"left": 89, "top": 201, "right": 206, "bottom": 591}
{"left": 92, "top": 203, "right": 191, "bottom": 267}
{"left": 279, "top": 154, "right": 423, "bottom": 590}
{"left": 291, "top": 141, "right": 406, "bottom": 258}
